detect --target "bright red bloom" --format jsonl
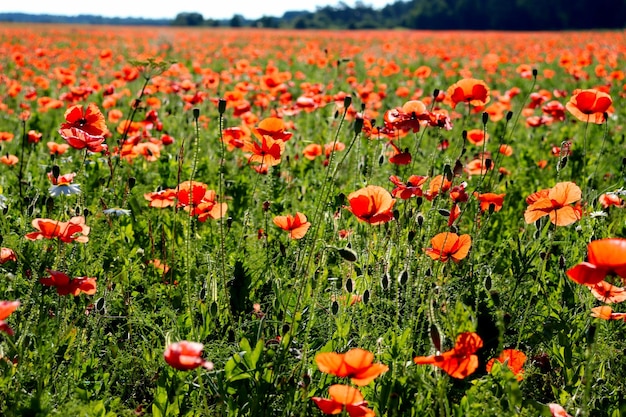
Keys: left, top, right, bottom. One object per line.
{"left": 58, "top": 127, "right": 107, "bottom": 153}
{"left": 486, "top": 349, "right": 526, "bottom": 381}
{"left": 591, "top": 306, "right": 626, "bottom": 321}
{"left": 524, "top": 182, "right": 582, "bottom": 226}
{"left": 60, "top": 103, "right": 109, "bottom": 137}
{"left": 565, "top": 89, "right": 612, "bottom": 124}
{"left": 566, "top": 238, "right": 626, "bottom": 286}
{"left": 345, "top": 185, "right": 396, "bottom": 225}
{"left": 389, "top": 175, "right": 428, "bottom": 199}
{"left": 446, "top": 78, "right": 490, "bottom": 108}
{"left": 0, "top": 247, "right": 17, "bottom": 264}
{"left": 425, "top": 232, "right": 471, "bottom": 263}
{"left": 414, "top": 332, "right": 483, "bottom": 379}
{"left": 474, "top": 192, "right": 505, "bottom": 212}
{"left": 144, "top": 189, "right": 177, "bottom": 208}
{"left": 273, "top": 212, "right": 311, "bottom": 240}
{"left": 0, "top": 300, "right": 19, "bottom": 336}
{"left": 315, "top": 348, "right": 389, "bottom": 386}
{"left": 311, "top": 384, "right": 375, "bottom": 417}
{"left": 163, "top": 341, "right": 213, "bottom": 371}
{"left": 25, "top": 216, "right": 90, "bottom": 243}
{"left": 40, "top": 270, "right": 97, "bottom": 296}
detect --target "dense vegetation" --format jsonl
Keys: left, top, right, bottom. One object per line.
{"left": 1, "top": 0, "right": 625, "bottom": 30}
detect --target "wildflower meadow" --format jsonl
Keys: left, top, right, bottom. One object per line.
{"left": 0, "top": 24, "right": 625, "bottom": 416}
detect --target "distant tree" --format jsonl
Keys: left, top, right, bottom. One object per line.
{"left": 255, "top": 16, "right": 278, "bottom": 28}
{"left": 230, "top": 14, "right": 245, "bottom": 27}
{"left": 172, "top": 12, "right": 204, "bottom": 26}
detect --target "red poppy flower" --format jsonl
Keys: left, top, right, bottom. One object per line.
{"left": 60, "top": 103, "right": 109, "bottom": 137}
{"left": 242, "top": 134, "right": 285, "bottom": 167}
{"left": 25, "top": 216, "right": 90, "bottom": 243}
{"left": 273, "top": 212, "right": 311, "bottom": 240}
{"left": 465, "top": 129, "right": 489, "bottom": 146}
{"left": 589, "top": 280, "right": 626, "bottom": 304}
{"left": 345, "top": 185, "right": 396, "bottom": 225}
{"left": 40, "top": 270, "right": 97, "bottom": 296}
{"left": 315, "top": 348, "right": 389, "bottom": 386}
{"left": 591, "top": 306, "right": 626, "bottom": 321}
{"left": 0, "top": 247, "right": 17, "bottom": 264}
{"left": 414, "top": 332, "right": 483, "bottom": 379}
{"left": 474, "top": 192, "right": 505, "bottom": 212}
{"left": 383, "top": 100, "right": 428, "bottom": 133}
{"left": 0, "top": 154, "right": 19, "bottom": 166}
{"left": 58, "top": 127, "right": 107, "bottom": 153}
{"left": 0, "top": 300, "right": 19, "bottom": 336}
{"left": 446, "top": 78, "right": 490, "bottom": 108}
{"left": 565, "top": 89, "right": 612, "bottom": 124}
{"left": 424, "top": 232, "right": 471, "bottom": 263}
{"left": 486, "top": 349, "right": 526, "bottom": 381}
{"left": 311, "top": 384, "right": 375, "bottom": 417}
{"left": 389, "top": 175, "right": 428, "bottom": 199}
{"left": 598, "top": 193, "right": 623, "bottom": 209}
{"left": 566, "top": 238, "right": 626, "bottom": 286}
{"left": 251, "top": 117, "right": 293, "bottom": 142}
{"left": 524, "top": 182, "right": 582, "bottom": 226}
{"left": 303, "top": 143, "right": 323, "bottom": 160}
{"left": 163, "top": 341, "right": 214, "bottom": 371}
{"left": 144, "top": 189, "right": 177, "bottom": 208}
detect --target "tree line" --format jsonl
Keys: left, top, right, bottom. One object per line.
{"left": 2, "top": 0, "right": 624, "bottom": 30}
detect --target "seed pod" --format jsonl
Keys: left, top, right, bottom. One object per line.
{"left": 346, "top": 278, "right": 353, "bottom": 293}
{"left": 338, "top": 247, "right": 358, "bottom": 262}
{"left": 430, "top": 324, "right": 441, "bottom": 352}
{"left": 362, "top": 289, "right": 370, "bottom": 304}
{"left": 331, "top": 301, "right": 339, "bottom": 315}
{"left": 381, "top": 273, "right": 390, "bottom": 290}
{"left": 398, "top": 269, "right": 408, "bottom": 286}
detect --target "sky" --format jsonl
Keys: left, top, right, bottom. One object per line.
{"left": 3, "top": 0, "right": 396, "bottom": 20}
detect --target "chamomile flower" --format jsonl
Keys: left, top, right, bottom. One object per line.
{"left": 48, "top": 172, "right": 81, "bottom": 197}
{"left": 103, "top": 208, "right": 131, "bottom": 216}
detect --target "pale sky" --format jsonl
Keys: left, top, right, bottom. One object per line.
{"left": 3, "top": 0, "right": 397, "bottom": 20}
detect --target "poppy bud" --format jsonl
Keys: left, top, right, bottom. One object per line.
{"left": 425, "top": 268, "right": 432, "bottom": 277}
{"left": 95, "top": 297, "right": 105, "bottom": 313}
{"left": 361, "top": 103, "right": 366, "bottom": 111}
{"left": 83, "top": 208, "right": 90, "bottom": 218}
{"left": 482, "top": 112, "right": 489, "bottom": 125}
{"left": 443, "top": 164, "right": 453, "bottom": 181}
{"left": 438, "top": 208, "right": 450, "bottom": 217}
{"left": 282, "top": 323, "right": 290, "bottom": 335}
{"left": 506, "top": 111, "right": 513, "bottom": 121}
{"left": 381, "top": 273, "right": 390, "bottom": 290}
{"left": 430, "top": 324, "right": 441, "bottom": 351}
{"left": 603, "top": 112, "right": 608, "bottom": 122}
{"left": 128, "top": 177, "right": 136, "bottom": 189}
{"left": 52, "top": 165, "right": 60, "bottom": 179}
{"left": 558, "top": 156, "right": 568, "bottom": 171}
{"left": 378, "top": 154, "right": 384, "bottom": 166}
{"left": 416, "top": 213, "right": 424, "bottom": 226}
{"left": 485, "top": 158, "right": 492, "bottom": 170}
{"left": 192, "top": 108, "right": 200, "bottom": 120}
{"left": 532, "top": 68, "right": 538, "bottom": 77}
{"left": 408, "top": 230, "right": 416, "bottom": 242}
{"left": 462, "top": 130, "right": 468, "bottom": 141}
{"left": 346, "top": 278, "right": 353, "bottom": 293}
{"left": 415, "top": 196, "right": 423, "bottom": 207}
{"left": 363, "top": 289, "right": 370, "bottom": 304}
{"left": 354, "top": 117, "right": 364, "bottom": 135}
{"left": 334, "top": 110, "right": 339, "bottom": 119}
{"left": 331, "top": 300, "right": 339, "bottom": 315}
{"left": 449, "top": 225, "right": 458, "bottom": 234}
{"left": 453, "top": 160, "right": 464, "bottom": 177}
{"left": 343, "top": 95, "right": 352, "bottom": 109}
{"left": 338, "top": 247, "right": 358, "bottom": 262}
{"left": 433, "top": 88, "right": 440, "bottom": 98}
{"left": 484, "top": 275, "right": 492, "bottom": 291}
{"left": 218, "top": 98, "right": 227, "bottom": 115}
{"left": 262, "top": 201, "right": 271, "bottom": 212}
{"left": 398, "top": 269, "right": 408, "bottom": 286}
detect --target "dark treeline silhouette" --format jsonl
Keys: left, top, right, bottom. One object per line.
{"left": 1, "top": 0, "right": 625, "bottom": 30}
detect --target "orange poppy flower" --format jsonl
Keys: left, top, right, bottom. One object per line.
{"left": 163, "top": 341, "right": 214, "bottom": 371}
{"left": 446, "top": 78, "right": 490, "bottom": 108}
{"left": 58, "top": 127, "right": 107, "bottom": 153}
{"left": 486, "top": 349, "right": 526, "bottom": 381}
{"left": 424, "top": 232, "right": 472, "bottom": 263}
{"left": 389, "top": 175, "right": 428, "bottom": 199}
{"left": 0, "top": 154, "right": 19, "bottom": 166}
{"left": 549, "top": 404, "right": 573, "bottom": 417}
{"left": 60, "top": 103, "right": 109, "bottom": 137}
{"left": 0, "top": 300, "right": 19, "bottom": 336}
{"left": 302, "top": 143, "right": 323, "bottom": 160}
{"left": 424, "top": 175, "right": 452, "bottom": 201}
{"left": 25, "top": 216, "right": 90, "bottom": 243}
{"left": 47, "top": 141, "right": 70, "bottom": 155}
{"left": 383, "top": 99, "right": 428, "bottom": 133}
{"left": 566, "top": 238, "right": 626, "bottom": 286}
{"left": 0, "top": 247, "right": 17, "bottom": 264}
{"left": 345, "top": 185, "right": 396, "bottom": 225}
{"left": 589, "top": 280, "right": 626, "bottom": 304}
{"left": 311, "top": 384, "right": 375, "bottom": 417}
{"left": 273, "top": 212, "right": 311, "bottom": 240}
{"left": 565, "top": 89, "right": 612, "bottom": 124}
{"left": 524, "top": 182, "right": 582, "bottom": 226}
{"left": 498, "top": 144, "right": 513, "bottom": 156}
{"left": 40, "top": 270, "right": 97, "bottom": 296}
{"left": 598, "top": 193, "right": 623, "bottom": 209}
{"left": 474, "top": 192, "right": 505, "bottom": 212}
{"left": 591, "top": 306, "right": 626, "bottom": 321}
{"left": 414, "top": 332, "right": 483, "bottom": 379}
{"left": 242, "top": 134, "right": 285, "bottom": 167}
{"left": 144, "top": 189, "right": 177, "bottom": 208}
{"left": 251, "top": 117, "right": 293, "bottom": 142}
{"left": 465, "top": 129, "right": 489, "bottom": 146}
{"left": 315, "top": 348, "right": 389, "bottom": 386}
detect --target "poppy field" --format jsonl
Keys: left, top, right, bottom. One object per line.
{"left": 0, "top": 24, "right": 625, "bottom": 416}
